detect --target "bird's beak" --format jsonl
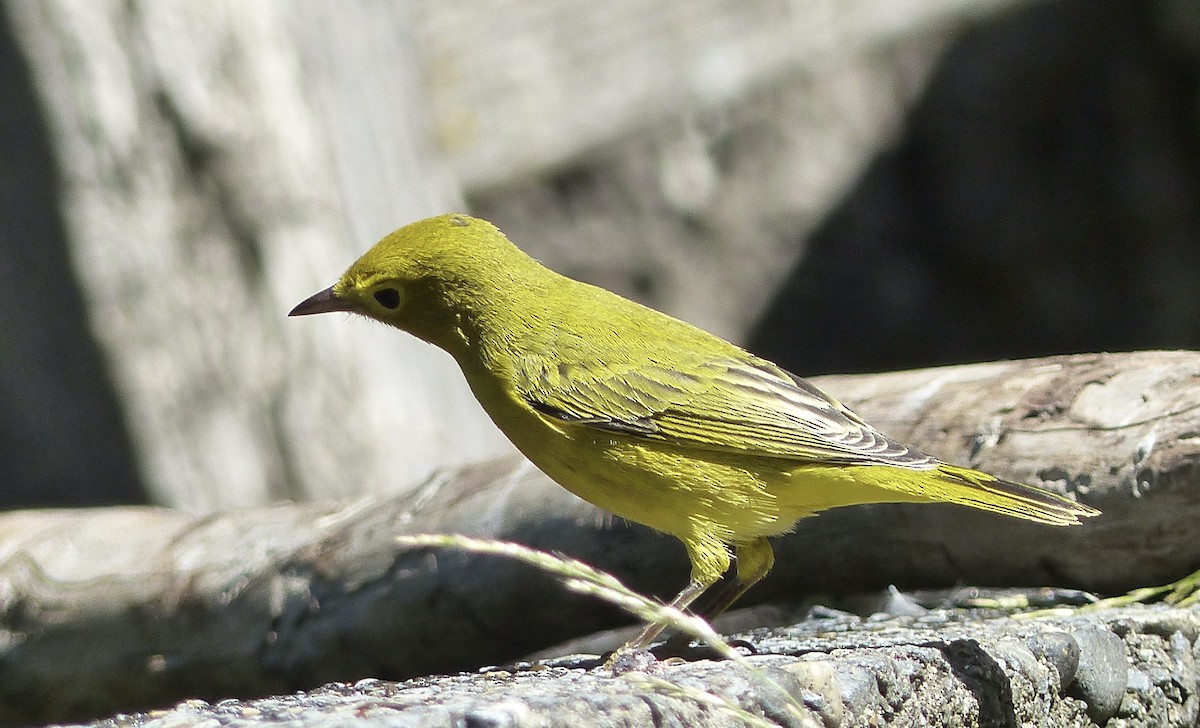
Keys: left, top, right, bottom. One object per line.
{"left": 289, "top": 285, "right": 354, "bottom": 316}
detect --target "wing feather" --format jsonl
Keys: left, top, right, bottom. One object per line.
{"left": 518, "top": 355, "right": 937, "bottom": 469}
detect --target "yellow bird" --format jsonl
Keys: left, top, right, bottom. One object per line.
{"left": 291, "top": 214, "right": 1099, "bottom": 650}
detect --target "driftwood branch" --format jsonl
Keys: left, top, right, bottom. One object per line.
{"left": 1, "top": 351, "right": 1198, "bottom": 725}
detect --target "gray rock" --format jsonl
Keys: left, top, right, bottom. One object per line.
{"left": 64, "top": 603, "right": 1199, "bottom": 727}
{"left": 1067, "top": 627, "right": 1129, "bottom": 723}
{"left": 1024, "top": 629, "right": 1081, "bottom": 689}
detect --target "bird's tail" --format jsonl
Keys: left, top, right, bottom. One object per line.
{"left": 933, "top": 463, "right": 1100, "bottom": 526}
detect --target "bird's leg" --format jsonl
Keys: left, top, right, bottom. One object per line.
{"left": 678, "top": 564, "right": 741, "bottom": 625}
{"left": 694, "top": 538, "right": 775, "bottom": 623}
{"left": 610, "top": 535, "right": 734, "bottom": 665}
{"left": 620, "top": 576, "right": 714, "bottom": 653}
{"left": 657, "top": 537, "right": 775, "bottom": 657}
{"left": 613, "top": 538, "right": 775, "bottom": 665}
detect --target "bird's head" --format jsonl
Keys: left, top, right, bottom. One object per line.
{"left": 290, "top": 213, "right": 531, "bottom": 348}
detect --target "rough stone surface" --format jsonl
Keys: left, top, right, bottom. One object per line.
{"left": 1069, "top": 627, "right": 1130, "bottom": 722}
{"left": 70, "top": 604, "right": 1199, "bottom": 728}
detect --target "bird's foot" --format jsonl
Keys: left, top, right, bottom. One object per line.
{"left": 604, "top": 647, "right": 665, "bottom": 675}
{"left": 649, "top": 633, "right": 758, "bottom": 661}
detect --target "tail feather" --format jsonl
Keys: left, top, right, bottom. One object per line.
{"left": 936, "top": 464, "right": 1101, "bottom": 526}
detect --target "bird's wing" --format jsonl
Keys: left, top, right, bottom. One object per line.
{"left": 517, "top": 356, "right": 937, "bottom": 468}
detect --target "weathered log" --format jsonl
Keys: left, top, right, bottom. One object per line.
{"left": 772, "top": 349, "right": 1200, "bottom": 598}
{"left": 1, "top": 351, "right": 1197, "bottom": 725}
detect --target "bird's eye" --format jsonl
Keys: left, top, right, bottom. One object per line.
{"left": 373, "top": 287, "right": 402, "bottom": 309}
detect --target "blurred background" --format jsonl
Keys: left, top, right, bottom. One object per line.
{"left": 1, "top": 0, "right": 1197, "bottom": 512}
